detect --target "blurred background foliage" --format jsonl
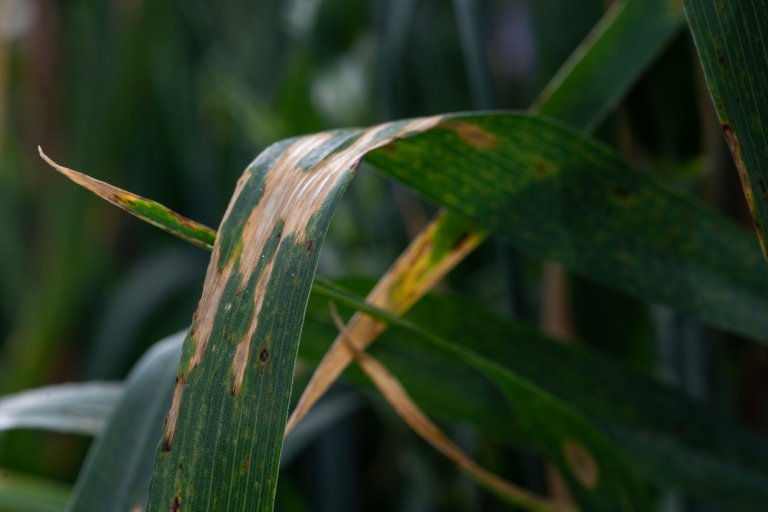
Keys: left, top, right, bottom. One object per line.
{"left": 0, "top": 0, "right": 766, "bottom": 510}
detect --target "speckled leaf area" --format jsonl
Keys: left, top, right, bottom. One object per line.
{"left": 366, "top": 113, "right": 768, "bottom": 342}
{"left": 147, "top": 118, "right": 441, "bottom": 511}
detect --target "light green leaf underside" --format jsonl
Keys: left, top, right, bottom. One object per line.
{"left": 0, "top": 382, "right": 121, "bottom": 436}
{"left": 67, "top": 333, "right": 182, "bottom": 512}
{"left": 683, "top": 0, "right": 768, "bottom": 258}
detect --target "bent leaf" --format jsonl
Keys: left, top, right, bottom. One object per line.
{"left": 289, "top": 0, "right": 686, "bottom": 430}
{"left": 0, "top": 382, "right": 121, "bottom": 436}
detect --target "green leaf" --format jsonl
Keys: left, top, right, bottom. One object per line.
{"left": 683, "top": 0, "right": 768, "bottom": 258}
{"left": 0, "top": 383, "right": 121, "bottom": 436}
{"left": 364, "top": 112, "right": 768, "bottom": 342}
{"left": 67, "top": 333, "right": 182, "bottom": 512}
{"left": 534, "top": 0, "right": 685, "bottom": 130}
{"left": 310, "top": 279, "right": 649, "bottom": 510}
{"left": 306, "top": 277, "right": 768, "bottom": 509}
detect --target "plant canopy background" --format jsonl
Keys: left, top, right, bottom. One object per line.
{"left": 1, "top": 0, "right": 768, "bottom": 511}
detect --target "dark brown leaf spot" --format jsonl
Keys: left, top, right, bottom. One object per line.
{"left": 533, "top": 160, "right": 554, "bottom": 176}
{"left": 305, "top": 240, "right": 314, "bottom": 256}
{"left": 161, "top": 438, "right": 172, "bottom": 452}
{"left": 243, "top": 456, "right": 251, "bottom": 470}
{"left": 171, "top": 495, "right": 181, "bottom": 512}
{"left": 260, "top": 348, "right": 269, "bottom": 362}
{"left": 179, "top": 463, "right": 184, "bottom": 472}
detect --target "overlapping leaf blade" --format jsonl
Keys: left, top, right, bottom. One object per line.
{"left": 306, "top": 278, "right": 768, "bottom": 509}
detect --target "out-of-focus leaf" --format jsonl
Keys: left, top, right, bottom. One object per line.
{"left": 280, "top": 391, "right": 362, "bottom": 467}
{"left": 85, "top": 251, "right": 204, "bottom": 379}
{"left": 67, "top": 332, "right": 182, "bottom": 512}
{"left": 312, "top": 282, "right": 648, "bottom": 510}
{"left": 683, "top": 0, "right": 768, "bottom": 257}
{"left": 307, "top": 277, "right": 768, "bottom": 509}
{"left": 0, "top": 470, "right": 70, "bottom": 512}
{"left": 329, "top": 304, "right": 570, "bottom": 512}
{"left": 533, "top": 0, "right": 685, "bottom": 131}
{"left": 289, "top": 0, "right": 688, "bottom": 430}
{"left": 0, "top": 383, "right": 121, "bottom": 436}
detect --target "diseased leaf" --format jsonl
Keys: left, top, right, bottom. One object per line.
{"left": 38, "top": 148, "right": 216, "bottom": 251}
{"left": 289, "top": 0, "right": 687, "bottom": 430}
{"left": 146, "top": 120, "right": 445, "bottom": 511}
{"left": 328, "top": 303, "right": 570, "bottom": 512}
{"left": 307, "top": 277, "right": 768, "bottom": 510}
{"left": 313, "top": 284, "right": 649, "bottom": 510}
{"left": 683, "top": 0, "right": 768, "bottom": 257}
{"left": 47, "top": 111, "right": 768, "bottom": 511}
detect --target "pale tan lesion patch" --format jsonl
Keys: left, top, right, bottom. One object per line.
{"left": 224, "top": 116, "right": 443, "bottom": 395}
{"left": 562, "top": 438, "right": 599, "bottom": 489}
{"left": 162, "top": 375, "right": 187, "bottom": 452}
{"left": 164, "top": 115, "right": 445, "bottom": 439}
{"left": 438, "top": 120, "right": 497, "bottom": 149}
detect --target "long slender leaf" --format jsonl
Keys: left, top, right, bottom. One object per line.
{"left": 142, "top": 112, "right": 666, "bottom": 511}
{"left": 67, "top": 333, "right": 182, "bottom": 512}
{"left": 0, "top": 383, "right": 121, "bottom": 436}
{"left": 307, "top": 277, "right": 768, "bottom": 509}
{"left": 683, "top": 0, "right": 768, "bottom": 257}
{"left": 533, "top": 0, "right": 685, "bottom": 130}
{"left": 47, "top": 111, "right": 768, "bottom": 510}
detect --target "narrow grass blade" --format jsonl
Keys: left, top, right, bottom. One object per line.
{"left": 289, "top": 0, "right": 687, "bottom": 430}
{"left": 67, "top": 333, "right": 182, "bottom": 512}
{"left": 38, "top": 148, "right": 216, "bottom": 251}
{"left": 533, "top": 0, "right": 685, "bottom": 130}
{"left": 0, "top": 470, "right": 70, "bottom": 512}
{"left": 314, "top": 289, "right": 649, "bottom": 510}
{"left": 683, "top": 0, "right": 768, "bottom": 258}
{"left": 286, "top": 211, "right": 484, "bottom": 433}
{"left": 0, "top": 383, "right": 121, "bottom": 436}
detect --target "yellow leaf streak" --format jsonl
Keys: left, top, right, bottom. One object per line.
{"left": 286, "top": 211, "right": 484, "bottom": 434}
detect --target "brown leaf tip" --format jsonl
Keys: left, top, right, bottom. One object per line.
{"left": 563, "top": 439, "right": 599, "bottom": 489}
